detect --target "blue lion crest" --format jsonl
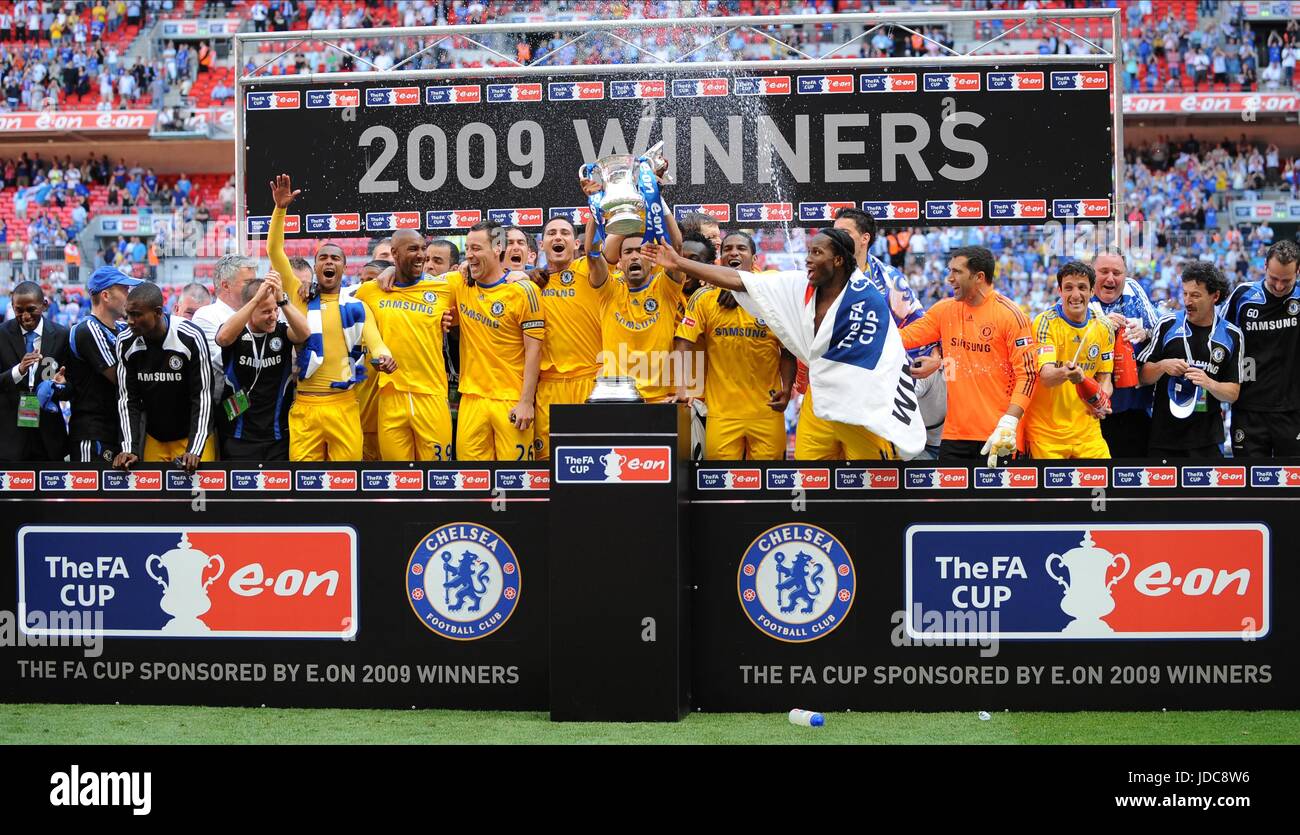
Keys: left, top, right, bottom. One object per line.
{"left": 773, "top": 551, "right": 824, "bottom": 614}
{"left": 442, "top": 550, "right": 491, "bottom": 613}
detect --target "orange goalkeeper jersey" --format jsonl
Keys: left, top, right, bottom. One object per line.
{"left": 899, "top": 291, "right": 1037, "bottom": 442}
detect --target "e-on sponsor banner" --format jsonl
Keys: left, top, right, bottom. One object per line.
{"left": 738, "top": 522, "right": 855, "bottom": 643}
{"left": 1122, "top": 92, "right": 1300, "bottom": 115}
{"left": 674, "top": 203, "right": 731, "bottom": 222}
{"left": 1043, "top": 466, "right": 1108, "bottom": 488}
{"left": 230, "top": 470, "right": 292, "bottom": 491}
{"left": 0, "top": 471, "right": 37, "bottom": 491}
{"left": 765, "top": 468, "right": 830, "bottom": 490}
{"left": 834, "top": 468, "right": 899, "bottom": 489}
{"left": 798, "top": 201, "right": 856, "bottom": 222}
{"left": 697, "top": 469, "right": 761, "bottom": 490}
{"left": 40, "top": 470, "right": 99, "bottom": 491}
{"left": 247, "top": 214, "right": 300, "bottom": 235}
{"left": 1181, "top": 466, "right": 1246, "bottom": 488}
{"left": 406, "top": 523, "right": 520, "bottom": 641}
{"left": 553, "top": 446, "right": 671, "bottom": 484}
{"left": 1113, "top": 466, "right": 1178, "bottom": 488}
{"left": 494, "top": 470, "right": 550, "bottom": 490}
{"left": 905, "top": 524, "right": 1268, "bottom": 639}
{"left": 426, "top": 469, "right": 492, "bottom": 491}
{"left": 973, "top": 467, "right": 1038, "bottom": 488}
{"left": 18, "top": 526, "right": 357, "bottom": 638}
{"left": 295, "top": 470, "right": 358, "bottom": 491}
{"left": 905, "top": 467, "right": 968, "bottom": 489}
{"left": 1251, "top": 465, "right": 1300, "bottom": 487}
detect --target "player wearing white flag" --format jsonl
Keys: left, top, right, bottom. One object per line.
{"left": 646, "top": 228, "right": 925, "bottom": 459}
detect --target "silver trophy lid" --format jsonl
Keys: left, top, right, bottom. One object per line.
{"left": 586, "top": 376, "right": 645, "bottom": 403}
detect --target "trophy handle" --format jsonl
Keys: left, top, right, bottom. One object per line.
{"left": 1045, "top": 554, "right": 1068, "bottom": 589}
{"left": 578, "top": 162, "right": 603, "bottom": 188}
{"left": 1107, "top": 553, "right": 1131, "bottom": 589}
{"left": 642, "top": 140, "right": 673, "bottom": 184}
{"left": 145, "top": 554, "right": 167, "bottom": 591}
{"left": 203, "top": 554, "right": 225, "bottom": 590}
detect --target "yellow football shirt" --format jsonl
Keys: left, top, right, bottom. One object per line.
{"left": 269, "top": 207, "right": 388, "bottom": 393}
{"left": 596, "top": 268, "right": 684, "bottom": 402}
{"left": 676, "top": 286, "right": 783, "bottom": 419}
{"left": 296, "top": 293, "right": 350, "bottom": 397}
{"left": 539, "top": 256, "right": 603, "bottom": 381}
{"left": 446, "top": 271, "right": 545, "bottom": 401}
{"left": 1024, "top": 305, "right": 1115, "bottom": 444}
{"left": 352, "top": 276, "right": 453, "bottom": 396}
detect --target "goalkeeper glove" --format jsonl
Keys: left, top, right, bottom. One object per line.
{"left": 980, "top": 414, "right": 1019, "bottom": 468}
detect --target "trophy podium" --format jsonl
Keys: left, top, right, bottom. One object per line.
{"left": 548, "top": 403, "right": 691, "bottom": 722}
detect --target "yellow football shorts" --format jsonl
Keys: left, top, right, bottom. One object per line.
{"left": 1027, "top": 433, "right": 1110, "bottom": 460}
{"left": 142, "top": 435, "right": 217, "bottom": 462}
{"left": 457, "top": 393, "right": 535, "bottom": 462}
{"left": 534, "top": 375, "right": 595, "bottom": 460}
{"left": 355, "top": 375, "right": 380, "bottom": 460}
{"left": 377, "top": 387, "right": 453, "bottom": 462}
{"left": 289, "top": 391, "right": 363, "bottom": 462}
{"left": 705, "top": 413, "right": 786, "bottom": 461}
{"left": 795, "top": 389, "right": 897, "bottom": 461}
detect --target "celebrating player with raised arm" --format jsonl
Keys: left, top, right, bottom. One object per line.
{"left": 525, "top": 213, "right": 607, "bottom": 459}
{"left": 645, "top": 229, "right": 924, "bottom": 460}
{"left": 592, "top": 198, "right": 686, "bottom": 403}
{"left": 268, "top": 174, "right": 394, "bottom": 462}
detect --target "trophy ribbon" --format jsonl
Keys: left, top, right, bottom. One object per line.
{"left": 636, "top": 156, "right": 666, "bottom": 245}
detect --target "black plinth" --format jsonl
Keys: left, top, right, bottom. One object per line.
{"left": 547, "top": 403, "right": 691, "bottom": 722}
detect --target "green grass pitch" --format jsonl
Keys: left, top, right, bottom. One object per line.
{"left": 3, "top": 704, "right": 1298, "bottom": 744}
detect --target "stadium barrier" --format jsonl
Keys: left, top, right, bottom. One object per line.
{"left": 1, "top": 404, "right": 1295, "bottom": 718}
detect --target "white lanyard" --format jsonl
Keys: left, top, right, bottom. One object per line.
{"left": 243, "top": 326, "right": 268, "bottom": 393}
{"left": 1179, "top": 309, "right": 1215, "bottom": 365}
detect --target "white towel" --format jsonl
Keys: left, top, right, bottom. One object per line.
{"left": 734, "top": 268, "right": 925, "bottom": 459}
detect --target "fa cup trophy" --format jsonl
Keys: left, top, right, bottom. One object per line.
{"left": 579, "top": 141, "right": 672, "bottom": 236}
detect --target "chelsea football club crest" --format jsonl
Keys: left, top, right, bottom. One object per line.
{"left": 1087, "top": 344, "right": 1100, "bottom": 360}
{"left": 1289, "top": 299, "right": 1300, "bottom": 317}
{"left": 269, "top": 336, "right": 283, "bottom": 351}
{"left": 424, "top": 291, "right": 437, "bottom": 304}
{"left": 1212, "top": 346, "right": 1226, "bottom": 363}
{"left": 644, "top": 298, "right": 659, "bottom": 314}
{"left": 560, "top": 270, "right": 575, "bottom": 286}
{"left": 406, "top": 522, "right": 521, "bottom": 641}
{"left": 738, "top": 522, "right": 854, "bottom": 643}
{"left": 490, "top": 301, "right": 506, "bottom": 317}
{"left": 168, "top": 356, "right": 183, "bottom": 371}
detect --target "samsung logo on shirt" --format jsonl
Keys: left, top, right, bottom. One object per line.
{"left": 1244, "top": 318, "right": 1297, "bottom": 331}
{"left": 135, "top": 372, "right": 183, "bottom": 382}
{"left": 237, "top": 355, "right": 284, "bottom": 369}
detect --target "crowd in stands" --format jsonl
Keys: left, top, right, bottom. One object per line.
{"left": 1120, "top": 2, "right": 1300, "bottom": 94}
{"left": 2, "top": 0, "right": 1298, "bottom": 109}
